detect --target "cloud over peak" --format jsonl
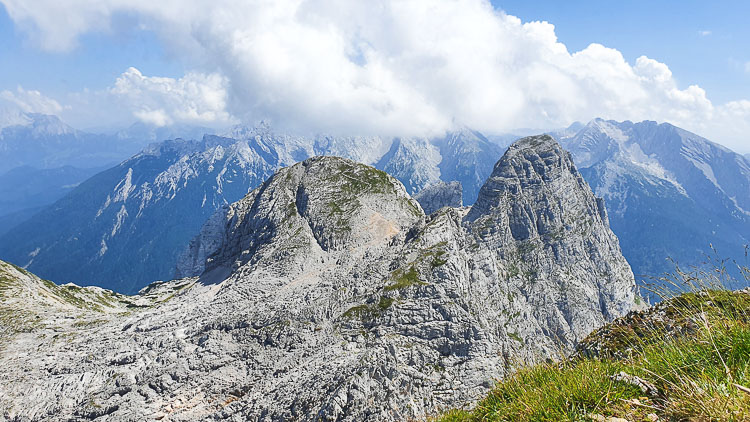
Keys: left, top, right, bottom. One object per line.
{"left": 0, "top": 86, "right": 64, "bottom": 115}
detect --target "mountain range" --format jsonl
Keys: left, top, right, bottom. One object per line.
{"left": 0, "top": 115, "right": 747, "bottom": 298}
{"left": 0, "top": 112, "right": 217, "bottom": 233}
{"left": 0, "top": 136, "right": 637, "bottom": 420}
{"left": 558, "top": 119, "right": 750, "bottom": 295}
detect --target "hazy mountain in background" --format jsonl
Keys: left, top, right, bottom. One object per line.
{"left": 0, "top": 111, "right": 220, "bottom": 235}
{"left": 0, "top": 165, "right": 106, "bottom": 234}
{"left": 0, "top": 135, "right": 273, "bottom": 293}
{"left": 559, "top": 119, "right": 750, "bottom": 297}
{"left": 0, "top": 112, "right": 130, "bottom": 174}
{"left": 377, "top": 127, "right": 503, "bottom": 204}
{"left": 112, "top": 121, "right": 215, "bottom": 146}
{"left": 0, "top": 109, "right": 217, "bottom": 174}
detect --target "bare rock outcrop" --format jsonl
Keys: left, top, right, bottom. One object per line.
{"left": 0, "top": 136, "right": 637, "bottom": 421}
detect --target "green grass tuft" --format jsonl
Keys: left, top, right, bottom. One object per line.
{"left": 342, "top": 296, "right": 396, "bottom": 323}
{"left": 384, "top": 266, "right": 425, "bottom": 291}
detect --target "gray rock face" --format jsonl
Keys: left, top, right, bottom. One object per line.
{"left": 0, "top": 137, "right": 636, "bottom": 421}
{"left": 413, "top": 181, "right": 463, "bottom": 215}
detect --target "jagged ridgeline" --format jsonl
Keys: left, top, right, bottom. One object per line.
{"left": 0, "top": 136, "right": 637, "bottom": 421}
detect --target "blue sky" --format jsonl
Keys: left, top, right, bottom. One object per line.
{"left": 0, "top": 7, "right": 183, "bottom": 98}
{"left": 494, "top": 0, "right": 750, "bottom": 104}
{"left": 0, "top": 0, "right": 748, "bottom": 152}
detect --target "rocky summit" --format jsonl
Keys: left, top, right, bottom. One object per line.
{"left": 0, "top": 136, "right": 637, "bottom": 421}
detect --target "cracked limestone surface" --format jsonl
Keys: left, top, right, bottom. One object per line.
{"left": 0, "top": 135, "right": 637, "bottom": 421}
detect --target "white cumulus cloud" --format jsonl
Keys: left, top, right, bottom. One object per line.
{"left": 0, "top": 86, "right": 65, "bottom": 115}
{"left": 109, "top": 67, "right": 235, "bottom": 127}
{"left": 1, "top": 0, "right": 749, "bottom": 152}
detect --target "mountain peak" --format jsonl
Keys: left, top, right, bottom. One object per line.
{"left": 472, "top": 134, "right": 574, "bottom": 201}
{"left": 563, "top": 118, "right": 750, "bottom": 297}
{"left": 182, "top": 155, "right": 423, "bottom": 278}
{"left": 0, "top": 108, "right": 32, "bottom": 129}
{"left": 0, "top": 112, "right": 76, "bottom": 136}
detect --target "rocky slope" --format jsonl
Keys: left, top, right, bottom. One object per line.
{"left": 0, "top": 124, "right": 503, "bottom": 293}
{"left": 558, "top": 119, "right": 750, "bottom": 296}
{"left": 0, "top": 136, "right": 637, "bottom": 421}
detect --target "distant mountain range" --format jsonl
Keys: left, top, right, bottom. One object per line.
{"left": 558, "top": 119, "right": 750, "bottom": 295}
{"left": 0, "top": 113, "right": 125, "bottom": 174}
{"left": 0, "top": 111, "right": 218, "bottom": 234}
{"left": 0, "top": 115, "right": 747, "bottom": 297}
{"left": 0, "top": 111, "right": 218, "bottom": 176}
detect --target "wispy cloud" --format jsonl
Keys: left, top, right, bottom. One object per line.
{"left": 699, "top": 30, "right": 712, "bottom": 36}
{"left": 0, "top": 86, "right": 64, "bottom": 115}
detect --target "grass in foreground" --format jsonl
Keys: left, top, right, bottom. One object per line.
{"left": 437, "top": 258, "right": 750, "bottom": 421}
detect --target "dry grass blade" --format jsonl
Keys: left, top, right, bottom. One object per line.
{"left": 734, "top": 383, "right": 750, "bottom": 395}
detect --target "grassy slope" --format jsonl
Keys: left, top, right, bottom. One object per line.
{"left": 437, "top": 273, "right": 750, "bottom": 421}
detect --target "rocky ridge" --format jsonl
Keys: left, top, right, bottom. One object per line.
{"left": 0, "top": 135, "right": 637, "bottom": 421}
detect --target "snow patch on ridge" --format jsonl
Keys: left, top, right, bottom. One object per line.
{"left": 622, "top": 142, "right": 687, "bottom": 195}
{"left": 113, "top": 168, "right": 135, "bottom": 202}
{"left": 111, "top": 205, "right": 128, "bottom": 237}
